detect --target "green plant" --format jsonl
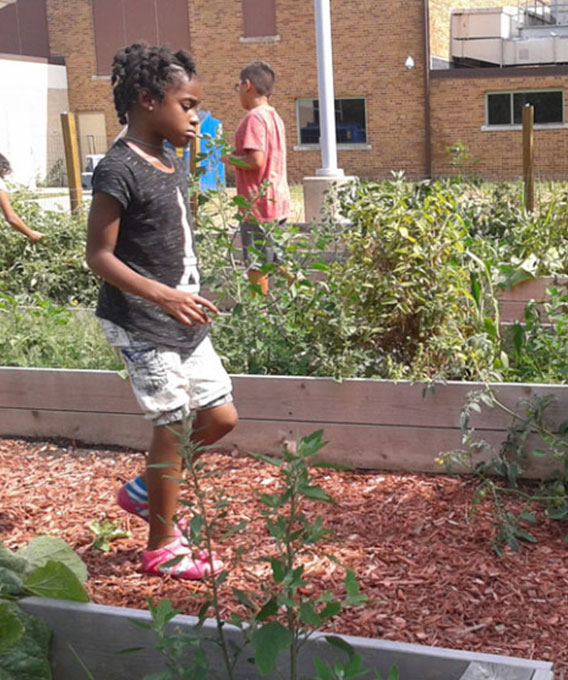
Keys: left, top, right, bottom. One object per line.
{"left": 139, "top": 426, "right": 395, "bottom": 680}
{"left": 0, "top": 536, "right": 90, "bottom": 678}
{"left": 446, "top": 141, "right": 480, "bottom": 182}
{"left": 0, "top": 194, "right": 98, "bottom": 306}
{"left": 439, "top": 388, "right": 568, "bottom": 555}
{"left": 87, "top": 519, "right": 131, "bottom": 552}
{"left": 0, "top": 292, "right": 121, "bottom": 370}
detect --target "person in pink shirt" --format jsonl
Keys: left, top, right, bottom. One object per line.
{"left": 223, "top": 61, "right": 290, "bottom": 295}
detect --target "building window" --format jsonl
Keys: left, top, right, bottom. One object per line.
{"left": 486, "top": 90, "right": 564, "bottom": 126}
{"left": 242, "top": 0, "right": 276, "bottom": 38}
{"left": 92, "top": 0, "right": 190, "bottom": 76}
{"left": 297, "top": 98, "right": 367, "bottom": 146}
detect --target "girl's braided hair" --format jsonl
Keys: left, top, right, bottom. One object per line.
{"left": 111, "top": 43, "right": 197, "bottom": 125}
{"left": 0, "top": 153, "right": 12, "bottom": 179}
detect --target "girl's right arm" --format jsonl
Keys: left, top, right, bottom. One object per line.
{"left": 0, "top": 190, "right": 45, "bottom": 242}
{"left": 86, "top": 192, "right": 219, "bottom": 327}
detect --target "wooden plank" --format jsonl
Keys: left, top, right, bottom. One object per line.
{"left": 498, "top": 277, "right": 558, "bottom": 303}
{"left": 2, "top": 369, "right": 568, "bottom": 431}
{"left": 0, "top": 368, "right": 140, "bottom": 415}
{"left": 0, "top": 409, "right": 150, "bottom": 450}
{"left": 1, "top": 409, "right": 561, "bottom": 478}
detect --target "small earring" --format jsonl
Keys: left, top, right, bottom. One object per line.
{"left": 149, "top": 106, "right": 154, "bottom": 111}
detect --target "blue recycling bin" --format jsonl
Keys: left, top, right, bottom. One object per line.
{"left": 198, "top": 110, "right": 225, "bottom": 190}
{"left": 163, "top": 111, "right": 225, "bottom": 190}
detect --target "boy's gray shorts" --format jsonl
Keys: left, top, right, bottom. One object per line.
{"left": 99, "top": 319, "right": 233, "bottom": 427}
{"left": 240, "top": 218, "right": 287, "bottom": 268}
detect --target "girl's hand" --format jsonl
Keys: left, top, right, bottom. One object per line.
{"left": 28, "top": 230, "right": 45, "bottom": 242}
{"left": 158, "top": 288, "right": 219, "bottom": 326}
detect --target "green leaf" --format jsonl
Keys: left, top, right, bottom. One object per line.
{"left": 0, "top": 566, "right": 25, "bottom": 597}
{"left": 232, "top": 588, "right": 256, "bottom": 610}
{"left": 0, "top": 602, "right": 24, "bottom": 654}
{"left": 0, "top": 602, "right": 52, "bottom": 680}
{"left": 297, "top": 430, "right": 328, "bottom": 457}
{"left": 18, "top": 536, "right": 88, "bottom": 584}
{"left": 320, "top": 601, "right": 341, "bottom": 619}
{"left": 257, "top": 597, "right": 278, "bottom": 622}
{"left": 252, "top": 621, "right": 292, "bottom": 676}
{"left": 24, "top": 561, "right": 89, "bottom": 602}
{"left": 299, "top": 601, "right": 322, "bottom": 626}
{"left": 270, "top": 558, "right": 287, "bottom": 583}
{"left": 219, "top": 520, "right": 248, "bottom": 542}
{"left": 0, "top": 542, "right": 27, "bottom": 574}
{"left": 324, "top": 635, "right": 356, "bottom": 657}
{"left": 299, "top": 484, "right": 333, "bottom": 503}
{"left": 312, "top": 656, "right": 333, "bottom": 680}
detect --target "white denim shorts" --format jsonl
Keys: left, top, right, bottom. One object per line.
{"left": 99, "top": 319, "right": 233, "bottom": 427}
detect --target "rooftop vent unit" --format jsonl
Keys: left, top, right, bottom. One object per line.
{"left": 451, "top": 1, "right": 568, "bottom": 67}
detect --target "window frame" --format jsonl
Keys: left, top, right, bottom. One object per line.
{"left": 485, "top": 89, "right": 565, "bottom": 127}
{"left": 295, "top": 96, "right": 370, "bottom": 149}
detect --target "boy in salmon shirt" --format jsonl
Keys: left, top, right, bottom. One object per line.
{"left": 223, "top": 61, "right": 290, "bottom": 295}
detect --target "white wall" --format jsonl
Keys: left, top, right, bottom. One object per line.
{"left": 0, "top": 55, "right": 68, "bottom": 188}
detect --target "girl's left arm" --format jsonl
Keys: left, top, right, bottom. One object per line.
{"left": 0, "top": 190, "right": 44, "bottom": 241}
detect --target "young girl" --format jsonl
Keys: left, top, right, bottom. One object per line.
{"left": 86, "top": 44, "right": 238, "bottom": 580}
{"left": 0, "top": 154, "right": 44, "bottom": 242}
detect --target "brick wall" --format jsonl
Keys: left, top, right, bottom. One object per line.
{"left": 45, "top": 0, "right": 430, "bottom": 182}
{"left": 46, "top": 0, "right": 116, "bottom": 138}
{"left": 44, "top": 0, "right": 568, "bottom": 183}
{"left": 430, "top": 69, "right": 568, "bottom": 179}
{"left": 189, "top": 0, "right": 430, "bottom": 181}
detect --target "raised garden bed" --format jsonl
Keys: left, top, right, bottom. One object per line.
{"left": 19, "top": 597, "right": 554, "bottom": 680}
{"left": 1, "top": 367, "right": 567, "bottom": 478}
{"left": 498, "top": 276, "right": 568, "bottom": 323}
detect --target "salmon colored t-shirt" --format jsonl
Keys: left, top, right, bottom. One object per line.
{"left": 234, "top": 105, "right": 290, "bottom": 223}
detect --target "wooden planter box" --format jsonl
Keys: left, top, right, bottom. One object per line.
{"left": 498, "top": 276, "right": 568, "bottom": 323}
{"left": 19, "top": 597, "right": 553, "bottom": 680}
{"left": 1, "top": 367, "right": 567, "bottom": 478}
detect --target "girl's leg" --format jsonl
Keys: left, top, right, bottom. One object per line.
{"left": 192, "top": 400, "right": 238, "bottom": 448}
{"left": 145, "top": 403, "right": 237, "bottom": 550}
{"left": 146, "top": 423, "right": 183, "bottom": 551}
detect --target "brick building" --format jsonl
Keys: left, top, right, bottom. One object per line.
{"left": 2, "top": 0, "right": 568, "bottom": 181}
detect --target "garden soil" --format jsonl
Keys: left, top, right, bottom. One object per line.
{"left": 1, "top": 437, "right": 566, "bottom": 677}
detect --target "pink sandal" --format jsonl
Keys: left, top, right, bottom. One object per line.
{"left": 117, "top": 484, "right": 191, "bottom": 544}
{"left": 142, "top": 538, "right": 224, "bottom": 580}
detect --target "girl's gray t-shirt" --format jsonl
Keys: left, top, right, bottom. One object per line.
{"left": 91, "top": 140, "right": 208, "bottom": 351}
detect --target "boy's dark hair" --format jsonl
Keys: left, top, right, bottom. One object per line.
{"left": 239, "top": 61, "right": 275, "bottom": 97}
{"left": 111, "top": 43, "right": 197, "bottom": 125}
{"left": 0, "top": 153, "right": 11, "bottom": 179}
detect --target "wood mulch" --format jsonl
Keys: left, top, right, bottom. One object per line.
{"left": 1, "top": 437, "right": 566, "bottom": 678}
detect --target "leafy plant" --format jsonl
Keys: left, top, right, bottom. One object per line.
{"left": 87, "top": 519, "right": 131, "bottom": 552}
{"left": 0, "top": 193, "right": 98, "bottom": 306}
{"left": 0, "top": 536, "right": 89, "bottom": 679}
{"left": 139, "top": 426, "right": 395, "bottom": 680}
{"left": 439, "top": 388, "right": 568, "bottom": 555}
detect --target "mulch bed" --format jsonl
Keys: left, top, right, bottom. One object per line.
{"left": 1, "top": 436, "right": 566, "bottom": 678}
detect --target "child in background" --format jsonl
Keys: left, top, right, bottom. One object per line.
{"left": 223, "top": 61, "right": 290, "bottom": 295}
{"left": 0, "top": 154, "right": 44, "bottom": 242}
{"left": 86, "top": 43, "right": 238, "bottom": 580}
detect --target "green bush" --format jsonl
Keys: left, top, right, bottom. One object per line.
{"left": 0, "top": 293, "right": 120, "bottom": 370}
{"left": 0, "top": 194, "right": 98, "bottom": 306}
{"left": 2, "top": 177, "right": 568, "bottom": 384}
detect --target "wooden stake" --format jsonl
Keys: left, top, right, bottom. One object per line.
{"left": 60, "top": 112, "right": 83, "bottom": 214}
{"left": 522, "top": 104, "right": 534, "bottom": 213}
